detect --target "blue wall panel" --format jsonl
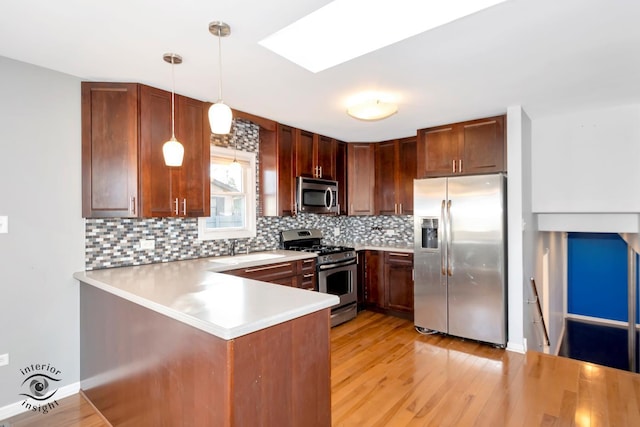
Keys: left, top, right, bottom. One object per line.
{"left": 567, "top": 233, "right": 628, "bottom": 322}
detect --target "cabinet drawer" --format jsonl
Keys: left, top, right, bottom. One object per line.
{"left": 226, "top": 261, "right": 297, "bottom": 283}
{"left": 385, "top": 252, "right": 413, "bottom": 265}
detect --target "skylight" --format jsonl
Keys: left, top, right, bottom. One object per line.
{"left": 259, "top": 0, "right": 508, "bottom": 73}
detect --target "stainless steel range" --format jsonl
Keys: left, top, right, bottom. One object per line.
{"left": 280, "top": 229, "right": 357, "bottom": 327}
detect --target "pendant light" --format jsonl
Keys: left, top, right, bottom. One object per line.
{"left": 162, "top": 53, "right": 185, "bottom": 167}
{"left": 208, "top": 21, "right": 233, "bottom": 135}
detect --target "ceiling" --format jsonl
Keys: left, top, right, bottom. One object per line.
{"left": 2, "top": 0, "right": 640, "bottom": 142}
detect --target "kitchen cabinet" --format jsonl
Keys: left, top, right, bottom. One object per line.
{"left": 384, "top": 251, "right": 414, "bottom": 314}
{"left": 417, "top": 115, "right": 505, "bottom": 178}
{"left": 375, "top": 136, "right": 416, "bottom": 215}
{"left": 335, "top": 140, "right": 348, "bottom": 215}
{"left": 81, "top": 82, "right": 209, "bottom": 218}
{"left": 259, "top": 124, "right": 296, "bottom": 216}
{"left": 140, "top": 85, "right": 209, "bottom": 217}
{"left": 225, "top": 258, "right": 316, "bottom": 290}
{"left": 347, "top": 143, "right": 376, "bottom": 215}
{"left": 295, "top": 130, "right": 336, "bottom": 180}
{"left": 359, "top": 250, "right": 413, "bottom": 319}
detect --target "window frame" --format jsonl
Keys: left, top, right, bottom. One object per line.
{"left": 198, "top": 146, "right": 257, "bottom": 240}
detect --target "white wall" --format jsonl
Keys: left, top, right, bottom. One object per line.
{"left": 532, "top": 104, "right": 640, "bottom": 213}
{"left": 0, "top": 56, "right": 84, "bottom": 408}
{"left": 506, "top": 105, "right": 532, "bottom": 352}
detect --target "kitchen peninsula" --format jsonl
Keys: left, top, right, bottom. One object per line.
{"left": 74, "top": 251, "right": 338, "bottom": 426}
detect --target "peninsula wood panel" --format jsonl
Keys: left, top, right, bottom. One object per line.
{"left": 80, "top": 285, "right": 331, "bottom": 427}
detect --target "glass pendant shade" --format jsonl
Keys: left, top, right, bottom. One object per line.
{"left": 163, "top": 137, "right": 185, "bottom": 167}
{"left": 209, "top": 101, "right": 233, "bottom": 134}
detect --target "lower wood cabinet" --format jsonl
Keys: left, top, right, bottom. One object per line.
{"left": 225, "top": 258, "right": 317, "bottom": 290}
{"left": 358, "top": 250, "right": 414, "bottom": 320}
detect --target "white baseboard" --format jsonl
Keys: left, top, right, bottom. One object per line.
{"left": 0, "top": 381, "right": 80, "bottom": 421}
{"left": 506, "top": 340, "right": 526, "bottom": 354}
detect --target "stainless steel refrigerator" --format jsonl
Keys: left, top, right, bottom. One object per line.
{"left": 413, "top": 173, "right": 507, "bottom": 346}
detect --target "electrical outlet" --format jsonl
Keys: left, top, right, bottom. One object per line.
{"left": 334, "top": 227, "right": 341, "bottom": 236}
{"left": 0, "top": 216, "right": 8, "bottom": 234}
{"left": 0, "top": 353, "right": 9, "bottom": 367}
{"left": 385, "top": 229, "right": 395, "bottom": 236}
{"left": 140, "top": 239, "right": 155, "bottom": 250}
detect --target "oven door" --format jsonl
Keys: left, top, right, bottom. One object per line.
{"left": 317, "top": 260, "right": 357, "bottom": 308}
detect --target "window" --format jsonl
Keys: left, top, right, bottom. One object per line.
{"left": 198, "top": 146, "right": 256, "bottom": 240}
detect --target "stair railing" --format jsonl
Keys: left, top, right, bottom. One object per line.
{"left": 528, "top": 277, "right": 550, "bottom": 347}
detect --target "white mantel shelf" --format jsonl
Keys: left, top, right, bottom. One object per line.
{"left": 74, "top": 252, "right": 339, "bottom": 340}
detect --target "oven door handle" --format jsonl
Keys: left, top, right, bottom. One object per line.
{"left": 318, "top": 259, "right": 356, "bottom": 270}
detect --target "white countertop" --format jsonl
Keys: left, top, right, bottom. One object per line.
{"left": 74, "top": 251, "right": 339, "bottom": 341}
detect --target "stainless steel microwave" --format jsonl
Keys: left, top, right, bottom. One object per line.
{"left": 296, "top": 177, "right": 339, "bottom": 214}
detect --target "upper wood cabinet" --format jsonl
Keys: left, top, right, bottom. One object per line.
{"left": 259, "top": 123, "right": 296, "bottom": 216}
{"left": 375, "top": 136, "right": 416, "bottom": 215}
{"left": 295, "top": 130, "right": 336, "bottom": 180}
{"left": 81, "top": 82, "right": 210, "bottom": 218}
{"left": 417, "top": 115, "right": 506, "bottom": 178}
{"left": 347, "top": 143, "right": 376, "bottom": 215}
{"left": 82, "top": 83, "right": 139, "bottom": 218}
{"left": 335, "top": 140, "right": 348, "bottom": 216}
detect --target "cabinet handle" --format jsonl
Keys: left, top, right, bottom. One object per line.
{"left": 399, "top": 203, "right": 403, "bottom": 214}
{"left": 390, "top": 252, "right": 410, "bottom": 257}
{"left": 394, "top": 203, "right": 398, "bottom": 214}
{"left": 459, "top": 159, "right": 462, "bottom": 173}
{"left": 130, "top": 196, "right": 136, "bottom": 215}
{"left": 182, "top": 199, "right": 187, "bottom": 216}
{"left": 244, "top": 262, "right": 292, "bottom": 273}
{"left": 319, "top": 166, "right": 323, "bottom": 177}
{"left": 303, "top": 273, "right": 314, "bottom": 278}
{"left": 303, "top": 259, "right": 315, "bottom": 264}
{"left": 452, "top": 159, "right": 456, "bottom": 173}
{"left": 174, "top": 198, "right": 179, "bottom": 215}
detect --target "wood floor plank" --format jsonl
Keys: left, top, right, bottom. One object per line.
{"left": 5, "top": 311, "right": 640, "bottom": 426}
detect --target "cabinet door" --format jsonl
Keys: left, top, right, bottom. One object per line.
{"left": 139, "top": 85, "right": 174, "bottom": 217}
{"left": 335, "top": 141, "right": 348, "bottom": 215}
{"left": 384, "top": 252, "right": 414, "bottom": 313}
{"left": 398, "top": 136, "right": 417, "bottom": 214}
{"left": 278, "top": 125, "right": 296, "bottom": 216}
{"left": 375, "top": 140, "right": 398, "bottom": 215}
{"left": 417, "top": 125, "right": 459, "bottom": 178}
{"left": 81, "top": 82, "right": 139, "bottom": 218}
{"left": 295, "top": 129, "right": 315, "bottom": 178}
{"left": 460, "top": 115, "right": 505, "bottom": 175}
{"left": 177, "top": 95, "right": 209, "bottom": 217}
{"left": 316, "top": 135, "right": 336, "bottom": 180}
{"left": 364, "top": 251, "right": 384, "bottom": 308}
{"left": 347, "top": 143, "right": 376, "bottom": 215}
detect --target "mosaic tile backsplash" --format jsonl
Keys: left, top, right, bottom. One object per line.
{"left": 85, "top": 215, "right": 413, "bottom": 270}
{"left": 84, "top": 117, "right": 414, "bottom": 270}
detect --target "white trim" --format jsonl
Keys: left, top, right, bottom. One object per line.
{"left": 506, "top": 341, "right": 526, "bottom": 354}
{"left": 198, "top": 146, "right": 257, "bottom": 240}
{"left": 553, "top": 321, "right": 566, "bottom": 356}
{"left": 0, "top": 381, "right": 80, "bottom": 420}
{"left": 565, "top": 313, "right": 635, "bottom": 328}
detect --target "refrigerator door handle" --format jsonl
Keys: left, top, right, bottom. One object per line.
{"left": 447, "top": 200, "right": 453, "bottom": 276}
{"left": 441, "top": 200, "right": 446, "bottom": 276}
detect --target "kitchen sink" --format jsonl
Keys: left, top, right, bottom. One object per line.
{"left": 210, "top": 252, "right": 285, "bottom": 265}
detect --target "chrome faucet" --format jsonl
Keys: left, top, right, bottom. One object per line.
{"left": 230, "top": 239, "right": 238, "bottom": 256}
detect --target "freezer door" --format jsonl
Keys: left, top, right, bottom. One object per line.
{"left": 413, "top": 177, "right": 448, "bottom": 333}
{"left": 446, "top": 174, "right": 506, "bottom": 345}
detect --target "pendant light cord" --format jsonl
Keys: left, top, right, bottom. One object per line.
{"left": 217, "top": 27, "right": 223, "bottom": 102}
{"left": 171, "top": 57, "right": 176, "bottom": 138}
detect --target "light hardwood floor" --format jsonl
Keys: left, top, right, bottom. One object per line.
{"left": 4, "top": 311, "right": 640, "bottom": 426}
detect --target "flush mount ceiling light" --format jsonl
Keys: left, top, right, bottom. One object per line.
{"left": 259, "top": 0, "right": 508, "bottom": 73}
{"left": 162, "top": 53, "right": 185, "bottom": 167}
{"left": 208, "top": 21, "right": 233, "bottom": 135}
{"left": 347, "top": 99, "right": 398, "bottom": 121}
